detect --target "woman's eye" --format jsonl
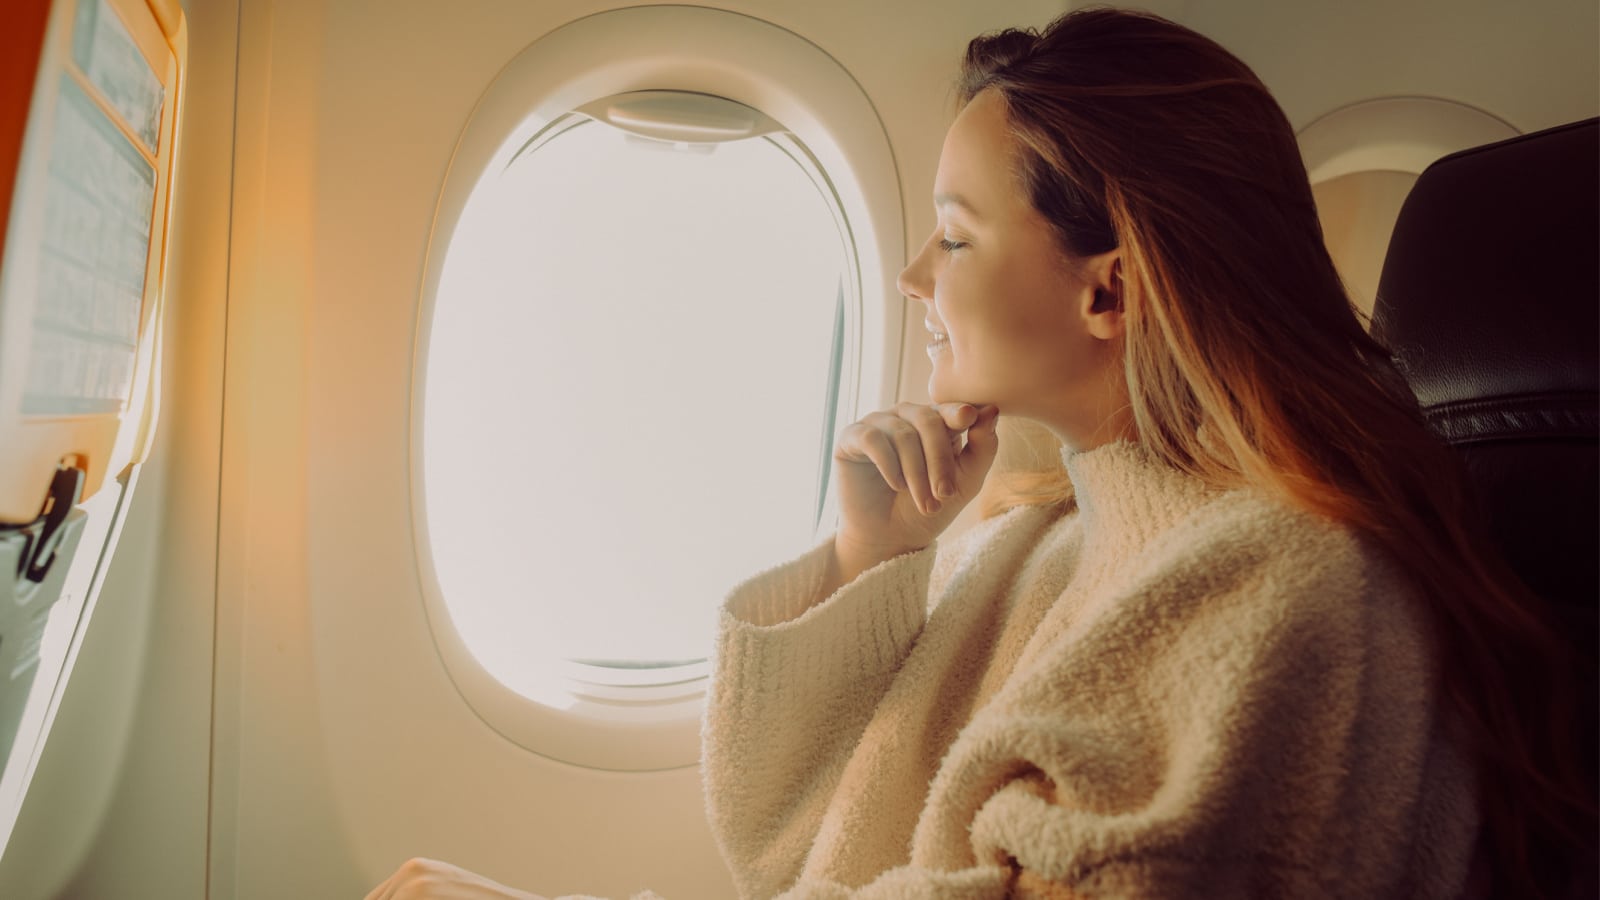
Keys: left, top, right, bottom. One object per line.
{"left": 939, "top": 238, "right": 966, "bottom": 253}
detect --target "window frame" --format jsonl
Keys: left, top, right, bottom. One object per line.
{"left": 409, "top": 5, "right": 904, "bottom": 772}
{"left": 1298, "top": 96, "right": 1518, "bottom": 324}
{"left": 1298, "top": 95, "right": 1519, "bottom": 186}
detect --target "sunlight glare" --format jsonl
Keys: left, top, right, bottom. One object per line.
{"left": 424, "top": 121, "right": 845, "bottom": 698}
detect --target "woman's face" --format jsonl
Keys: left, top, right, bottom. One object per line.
{"left": 897, "top": 90, "right": 1129, "bottom": 448}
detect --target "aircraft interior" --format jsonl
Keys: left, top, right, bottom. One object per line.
{"left": 0, "top": 0, "right": 1595, "bottom": 897}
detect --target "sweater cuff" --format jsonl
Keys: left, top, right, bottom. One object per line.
{"left": 717, "top": 537, "right": 935, "bottom": 692}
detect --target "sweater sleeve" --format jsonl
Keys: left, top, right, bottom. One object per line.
{"left": 701, "top": 537, "right": 937, "bottom": 900}
{"left": 765, "top": 513, "right": 1476, "bottom": 899}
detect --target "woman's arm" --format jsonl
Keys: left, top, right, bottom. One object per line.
{"left": 702, "top": 539, "right": 938, "bottom": 899}
{"left": 765, "top": 512, "right": 1476, "bottom": 899}
{"left": 703, "top": 402, "right": 1000, "bottom": 898}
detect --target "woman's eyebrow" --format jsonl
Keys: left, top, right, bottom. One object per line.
{"left": 935, "top": 192, "right": 982, "bottom": 219}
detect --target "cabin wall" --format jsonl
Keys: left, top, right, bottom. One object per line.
{"left": 0, "top": 0, "right": 233, "bottom": 896}
{"left": 1187, "top": 0, "right": 1599, "bottom": 134}
{"left": 0, "top": 0, "right": 1592, "bottom": 898}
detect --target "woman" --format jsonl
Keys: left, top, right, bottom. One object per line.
{"left": 368, "top": 8, "right": 1591, "bottom": 899}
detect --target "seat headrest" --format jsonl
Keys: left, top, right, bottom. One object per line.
{"left": 1371, "top": 118, "right": 1599, "bottom": 444}
{"left": 1370, "top": 118, "right": 1600, "bottom": 899}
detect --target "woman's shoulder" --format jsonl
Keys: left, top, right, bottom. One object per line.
{"left": 1176, "top": 483, "right": 1361, "bottom": 561}
{"left": 1184, "top": 484, "right": 1399, "bottom": 578}
{"left": 1138, "top": 484, "right": 1427, "bottom": 646}
{"left": 985, "top": 485, "right": 1438, "bottom": 731}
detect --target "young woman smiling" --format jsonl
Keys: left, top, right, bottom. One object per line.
{"left": 367, "top": 8, "right": 1591, "bottom": 899}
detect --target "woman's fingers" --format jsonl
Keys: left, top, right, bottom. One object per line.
{"left": 955, "top": 404, "right": 1001, "bottom": 490}
{"left": 901, "top": 404, "right": 963, "bottom": 506}
{"left": 836, "top": 403, "right": 997, "bottom": 517}
{"left": 831, "top": 402, "right": 1001, "bottom": 572}
{"left": 878, "top": 410, "right": 939, "bottom": 515}
{"left": 921, "top": 402, "right": 1000, "bottom": 498}
{"left": 933, "top": 401, "right": 981, "bottom": 433}
{"left": 841, "top": 421, "right": 908, "bottom": 492}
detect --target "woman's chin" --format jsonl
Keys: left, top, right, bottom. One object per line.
{"left": 928, "top": 378, "right": 981, "bottom": 409}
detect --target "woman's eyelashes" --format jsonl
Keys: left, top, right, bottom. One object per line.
{"left": 938, "top": 237, "right": 967, "bottom": 253}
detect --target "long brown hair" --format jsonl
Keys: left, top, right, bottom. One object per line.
{"left": 961, "top": 7, "right": 1594, "bottom": 896}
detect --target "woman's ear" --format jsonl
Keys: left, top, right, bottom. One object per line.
{"left": 1080, "top": 250, "right": 1125, "bottom": 340}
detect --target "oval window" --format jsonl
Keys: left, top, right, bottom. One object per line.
{"left": 1312, "top": 169, "right": 1418, "bottom": 320}
{"left": 422, "top": 94, "right": 853, "bottom": 706}
{"left": 1298, "top": 96, "right": 1517, "bottom": 323}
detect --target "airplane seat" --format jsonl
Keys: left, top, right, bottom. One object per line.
{"left": 1369, "top": 116, "right": 1599, "bottom": 898}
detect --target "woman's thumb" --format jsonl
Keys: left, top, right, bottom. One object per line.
{"left": 956, "top": 406, "right": 1000, "bottom": 486}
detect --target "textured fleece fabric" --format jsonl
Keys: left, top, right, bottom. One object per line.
{"left": 567, "top": 438, "right": 1480, "bottom": 899}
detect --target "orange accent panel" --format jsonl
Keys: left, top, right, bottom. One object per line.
{"left": 0, "top": 0, "right": 52, "bottom": 267}
{"left": 145, "top": 0, "right": 180, "bottom": 41}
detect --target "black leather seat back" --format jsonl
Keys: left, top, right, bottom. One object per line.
{"left": 1370, "top": 116, "right": 1599, "bottom": 895}
{"left": 1373, "top": 118, "right": 1598, "bottom": 612}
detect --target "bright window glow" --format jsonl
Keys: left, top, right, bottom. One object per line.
{"left": 424, "top": 118, "right": 848, "bottom": 699}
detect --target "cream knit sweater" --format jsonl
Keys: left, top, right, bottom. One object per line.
{"left": 696, "top": 439, "right": 1480, "bottom": 899}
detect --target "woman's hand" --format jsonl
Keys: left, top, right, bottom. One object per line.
{"left": 828, "top": 402, "right": 1000, "bottom": 585}
{"left": 364, "top": 858, "right": 549, "bottom": 900}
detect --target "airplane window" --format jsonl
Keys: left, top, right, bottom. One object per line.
{"left": 422, "top": 105, "right": 853, "bottom": 706}
{"left": 1312, "top": 169, "right": 1416, "bottom": 322}
{"left": 1297, "top": 97, "right": 1518, "bottom": 326}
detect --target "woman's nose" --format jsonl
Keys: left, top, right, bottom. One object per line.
{"left": 897, "top": 234, "right": 934, "bottom": 304}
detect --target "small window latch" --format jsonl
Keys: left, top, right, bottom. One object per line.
{"left": 7, "top": 466, "right": 86, "bottom": 585}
